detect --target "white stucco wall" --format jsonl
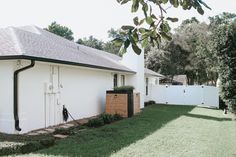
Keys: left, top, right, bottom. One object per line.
{"left": 59, "top": 66, "right": 113, "bottom": 121}
{"left": 0, "top": 59, "right": 136, "bottom": 134}
{"left": 0, "top": 61, "right": 15, "bottom": 133}
{"left": 121, "top": 47, "right": 145, "bottom": 108}
{"left": 144, "top": 76, "right": 160, "bottom": 102}
{"left": 18, "top": 61, "right": 51, "bottom": 133}
{"left": 2, "top": 60, "right": 118, "bottom": 133}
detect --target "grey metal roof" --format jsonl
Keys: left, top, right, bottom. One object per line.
{"left": 0, "top": 26, "right": 134, "bottom": 73}
{"left": 145, "top": 68, "right": 164, "bottom": 77}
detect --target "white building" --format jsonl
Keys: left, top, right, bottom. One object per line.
{"left": 0, "top": 26, "right": 162, "bottom": 134}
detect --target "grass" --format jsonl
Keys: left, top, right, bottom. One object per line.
{"left": 2, "top": 105, "right": 236, "bottom": 157}
{"left": 37, "top": 105, "right": 191, "bottom": 156}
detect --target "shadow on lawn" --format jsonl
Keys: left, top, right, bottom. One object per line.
{"left": 184, "top": 113, "right": 233, "bottom": 121}
{"left": 38, "top": 104, "right": 195, "bottom": 157}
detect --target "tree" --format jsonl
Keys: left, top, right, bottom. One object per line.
{"left": 115, "top": 0, "right": 211, "bottom": 54}
{"left": 104, "top": 28, "right": 123, "bottom": 55}
{"left": 77, "top": 29, "right": 123, "bottom": 56}
{"left": 45, "top": 22, "right": 74, "bottom": 41}
{"left": 209, "top": 12, "right": 236, "bottom": 30}
{"left": 77, "top": 36, "right": 104, "bottom": 50}
{"left": 208, "top": 21, "right": 236, "bottom": 112}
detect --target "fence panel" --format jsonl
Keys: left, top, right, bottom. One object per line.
{"left": 148, "top": 85, "right": 219, "bottom": 108}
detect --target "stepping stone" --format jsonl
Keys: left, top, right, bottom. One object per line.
{"left": 36, "top": 130, "right": 48, "bottom": 134}
{"left": 60, "top": 125, "right": 71, "bottom": 129}
{"left": 78, "top": 119, "right": 89, "bottom": 124}
{"left": 45, "top": 128, "right": 55, "bottom": 133}
{"left": 65, "top": 123, "right": 75, "bottom": 127}
{"left": 53, "top": 134, "right": 68, "bottom": 139}
{"left": 27, "top": 132, "right": 39, "bottom": 136}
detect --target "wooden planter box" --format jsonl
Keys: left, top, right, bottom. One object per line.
{"left": 105, "top": 90, "right": 140, "bottom": 118}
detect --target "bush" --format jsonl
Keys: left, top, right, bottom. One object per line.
{"left": 39, "top": 138, "right": 55, "bottom": 147}
{"left": 144, "top": 100, "right": 156, "bottom": 107}
{"left": 100, "top": 114, "right": 114, "bottom": 124}
{"left": 113, "top": 114, "right": 123, "bottom": 121}
{"left": 219, "top": 97, "right": 227, "bottom": 110}
{"left": 20, "top": 141, "right": 43, "bottom": 154}
{"left": 0, "top": 145, "right": 21, "bottom": 156}
{"left": 54, "top": 127, "right": 75, "bottom": 135}
{"left": 210, "top": 23, "right": 236, "bottom": 112}
{"left": 114, "top": 86, "right": 134, "bottom": 92}
{"left": 0, "top": 137, "right": 55, "bottom": 156}
{"left": 87, "top": 118, "right": 104, "bottom": 128}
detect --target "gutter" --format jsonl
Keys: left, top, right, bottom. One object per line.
{"left": 0, "top": 55, "right": 136, "bottom": 74}
{"left": 14, "top": 60, "right": 35, "bottom": 131}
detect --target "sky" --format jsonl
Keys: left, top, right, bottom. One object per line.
{"left": 0, "top": 0, "right": 235, "bottom": 42}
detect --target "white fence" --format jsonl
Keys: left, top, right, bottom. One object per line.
{"left": 147, "top": 85, "right": 219, "bottom": 108}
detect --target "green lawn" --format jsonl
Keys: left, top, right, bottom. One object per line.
{"left": 29, "top": 104, "right": 236, "bottom": 157}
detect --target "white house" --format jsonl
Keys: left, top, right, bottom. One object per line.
{"left": 0, "top": 26, "right": 162, "bottom": 134}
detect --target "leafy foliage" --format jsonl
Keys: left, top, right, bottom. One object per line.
{"left": 113, "top": 85, "right": 135, "bottom": 91}
{"left": 115, "top": 0, "right": 211, "bottom": 54}
{"left": 45, "top": 21, "right": 74, "bottom": 41}
{"left": 146, "top": 17, "right": 217, "bottom": 85}
{"left": 77, "top": 36, "right": 104, "bottom": 50}
{"left": 77, "top": 29, "right": 122, "bottom": 56}
{"left": 208, "top": 22, "right": 236, "bottom": 112}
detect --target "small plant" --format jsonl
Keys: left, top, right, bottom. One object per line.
{"left": 87, "top": 118, "right": 104, "bottom": 128}
{"left": 100, "top": 114, "right": 115, "bottom": 124}
{"left": 114, "top": 86, "right": 134, "bottom": 92}
{"left": 144, "top": 100, "right": 156, "bottom": 107}
{"left": 54, "top": 127, "right": 75, "bottom": 135}
{"left": 113, "top": 114, "right": 123, "bottom": 121}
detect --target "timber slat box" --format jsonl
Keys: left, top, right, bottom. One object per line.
{"left": 106, "top": 90, "right": 140, "bottom": 118}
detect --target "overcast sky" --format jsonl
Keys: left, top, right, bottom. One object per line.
{"left": 0, "top": 0, "right": 235, "bottom": 41}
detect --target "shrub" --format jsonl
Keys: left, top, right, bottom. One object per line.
{"left": 54, "top": 127, "right": 75, "bottom": 135}
{"left": 114, "top": 86, "right": 134, "bottom": 92}
{"left": 87, "top": 118, "right": 104, "bottom": 127}
{"left": 100, "top": 114, "right": 114, "bottom": 124}
{"left": 39, "top": 138, "right": 55, "bottom": 147}
{"left": 0, "top": 145, "right": 21, "bottom": 156}
{"left": 0, "top": 137, "right": 55, "bottom": 156}
{"left": 209, "top": 23, "right": 236, "bottom": 112}
{"left": 219, "top": 97, "right": 227, "bottom": 110}
{"left": 144, "top": 100, "right": 156, "bottom": 107}
{"left": 20, "top": 141, "right": 43, "bottom": 154}
{"left": 113, "top": 114, "right": 123, "bottom": 121}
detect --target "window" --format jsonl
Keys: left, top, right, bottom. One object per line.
{"left": 146, "top": 78, "right": 149, "bottom": 96}
{"left": 121, "top": 75, "right": 125, "bottom": 86}
{"left": 113, "top": 74, "right": 118, "bottom": 88}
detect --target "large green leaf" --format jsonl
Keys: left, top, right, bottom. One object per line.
{"left": 121, "top": 25, "right": 135, "bottom": 30}
{"left": 141, "top": 38, "right": 149, "bottom": 48}
{"left": 166, "top": 17, "right": 178, "bottom": 22}
{"left": 133, "top": 17, "right": 139, "bottom": 26}
{"left": 112, "top": 38, "right": 123, "bottom": 47}
{"left": 121, "top": 0, "right": 131, "bottom": 5}
{"left": 124, "top": 39, "right": 130, "bottom": 49}
{"left": 131, "top": 0, "right": 139, "bottom": 12}
{"left": 197, "top": 7, "right": 204, "bottom": 15}
{"left": 162, "top": 0, "right": 168, "bottom": 4}
{"left": 132, "top": 44, "right": 142, "bottom": 55}
{"left": 160, "top": 32, "right": 172, "bottom": 41}
{"left": 146, "top": 16, "right": 154, "bottom": 25}
{"left": 170, "top": 0, "right": 179, "bottom": 8}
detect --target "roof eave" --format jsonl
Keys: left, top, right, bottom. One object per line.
{"left": 0, "top": 55, "right": 136, "bottom": 74}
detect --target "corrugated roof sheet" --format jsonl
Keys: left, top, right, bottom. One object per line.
{"left": 0, "top": 26, "right": 134, "bottom": 73}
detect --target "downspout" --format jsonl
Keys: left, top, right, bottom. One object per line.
{"left": 14, "top": 60, "right": 35, "bottom": 131}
